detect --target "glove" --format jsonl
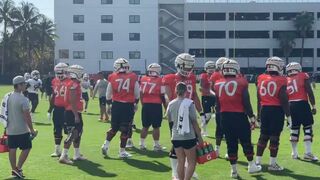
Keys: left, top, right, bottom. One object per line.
{"left": 200, "top": 112, "right": 206, "bottom": 125}
{"left": 287, "top": 116, "right": 292, "bottom": 129}
{"left": 311, "top": 105, "right": 317, "bottom": 115}
{"left": 249, "top": 116, "right": 256, "bottom": 130}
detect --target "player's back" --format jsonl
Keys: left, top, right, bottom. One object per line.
{"left": 140, "top": 75, "right": 163, "bottom": 104}
{"left": 64, "top": 80, "right": 83, "bottom": 111}
{"left": 108, "top": 72, "right": 137, "bottom": 103}
{"left": 200, "top": 73, "right": 211, "bottom": 96}
{"left": 287, "top": 72, "right": 309, "bottom": 102}
{"left": 257, "top": 73, "right": 287, "bottom": 106}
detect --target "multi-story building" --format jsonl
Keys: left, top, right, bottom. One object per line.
{"left": 55, "top": 0, "right": 320, "bottom": 74}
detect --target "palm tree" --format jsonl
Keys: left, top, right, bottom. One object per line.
{"left": 294, "top": 11, "right": 314, "bottom": 65}
{"left": 33, "top": 15, "right": 56, "bottom": 55}
{"left": 11, "top": 2, "right": 40, "bottom": 69}
{"left": 277, "top": 32, "right": 296, "bottom": 64}
{"left": 0, "top": 0, "right": 15, "bottom": 75}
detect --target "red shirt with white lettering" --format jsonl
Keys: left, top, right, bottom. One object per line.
{"left": 52, "top": 77, "right": 69, "bottom": 107}
{"left": 200, "top": 73, "right": 212, "bottom": 96}
{"left": 287, "top": 72, "right": 309, "bottom": 102}
{"left": 162, "top": 73, "right": 197, "bottom": 101}
{"left": 257, "top": 74, "right": 287, "bottom": 106}
{"left": 140, "top": 76, "right": 164, "bottom": 104}
{"left": 108, "top": 72, "right": 137, "bottom": 103}
{"left": 64, "top": 80, "right": 83, "bottom": 112}
{"left": 214, "top": 76, "right": 248, "bottom": 113}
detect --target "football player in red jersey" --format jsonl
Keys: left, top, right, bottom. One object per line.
{"left": 256, "top": 57, "right": 291, "bottom": 171}
{"left": 162, "top": 53, "right": 202, "bottom": 180}
{"left": 209, "top": 57, "right": 228, "bottom": 157}
{"left": 139, "top": 63, "right": 166, "bottom": 151}
{"left": 101, "top": 58, "right": 140, "bottom": 158}
{"left": 286, "top": 62, "right": 318, "bottom": 161}
{"left": 59, "top": 65, "right": 86, "bottom": 165}
{"left": 214, "top": 59, "right": 261, "bottom": 178}
{"left": 50, "top": 63, "right": 69, "bottom": 157}
{"left": 199, "top": 61, "right": 216, "bottom": 136}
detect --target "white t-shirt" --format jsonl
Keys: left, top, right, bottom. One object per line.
{"left": 81, "top": 81, "right": 91, "bottom": 93}
{"left": 27, "top": 79, "right": 42, "bottom": 94}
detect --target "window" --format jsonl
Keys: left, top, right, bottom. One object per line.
{"left": 229, "top": 31, "right": 269, "bottom": 39}
{"left": 73, "top": 51, "right": 85, "bottom": 59}
{"left": 229, "top": 13, "right": 269, "bottom": 21}
{"left": 73, "top": 33, "right": 84, "bottom": 41}
{"left": 73, "top": 0, "right": 84, "bottom": 4}
{"left": 59, "top": 49, "right": 69, "bottom": 59}
{"left": 205, "top": 13, "right": 226, "bottom": 21}
{"left": 129, "top": 0, "right": 140, "bottom": 4}
{"left": 129, "top": 15, "right": 140, "bottom": 23}
{"left": 318, "top": 49, "right": 320, "bottom": 57}
{"left": 318, "top": 31, "right": 320, "bottom": 38}
{"left": 229, "top": 49, "right": 269, "bottom": 57}
{"left": 273, "top": 31, "right": 314, "bottom": 38}
{"left": 73, "top": 15, "right": 84, "bottom": 23}
{"left": 318, "top": 12, "right": 320, "bottom": 19}
{"left": 273, "top": 48, "right": 314, "bottom": 57}
{"left": 101, "top": 0, "right": 112, "bottom": 4}
{"left": 101, "top": 33, "right": 113, "bottom": 41}
{"left": 189, "top": 31, "right": 225, "bottom": 39}
{"left": 101, "top": 15, "right": 113, "bottom": 23}
{"left": 272, "top": 12, "right": 313, "bottom": 20}
{"left": 101, "top": 51, "right": 113, "bottom": 59}
{"left": 129, "top": 51, "right": 141, "bottom": 59}
{"left": 129, "top": 33, "right": 140, "bottom": 41}
{"left": 189, "top": 13, "right": 204, "bottom": 21}
{"left": 189, "top": 49, "right": 225, "bottom": 58}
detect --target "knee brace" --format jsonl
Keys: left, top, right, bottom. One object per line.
{"left": 64, "top": 127, "right": 76, "bottom": 144}
{"left": 303, "top": 125, "right": 313, "bottom": 142}
{"left": 290, "top": 129, "right": 300, "bottom": 142}
{"left": 257, "top": 134, "right": 269, "bottom": 148}
{"left": 73, "top": 129, "right": 83, "bottom": 144}
{"left": 269, "top": 136, "right": 280, "bottom": 151}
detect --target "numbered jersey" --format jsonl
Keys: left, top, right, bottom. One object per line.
{"left": 210, "top": 71, "right": 223, "bottom": 85}
{"left": 214, "top": 77, "right": 248, "bottom": 113}
{"left": 27, "top": 79, "right": 42, "bottom": 94}
{"left": 287, "top": 72, "right": 309, "bottom": 102}
{"left": 162, "top": 73, "right": 197, "bottom": 101}
{"left": 140, "top": 76, "right": 165, "bottom": 104}
{"left": 52, "top": 77, "right": 69, "bottom": 107}
{"left": 200, "top": 73, "right": 211, "bottom": 96}
{"left": 81, "top": 80, "right": 91, "bottom": 93}
{"left": 64, "top": 80, "right": 83, "bottom": 112}
{"left": 108, "top": 72, "right": 138, "bottom": 103}
{"left": 257, "top": 74, "right": 287, "bottom": 106}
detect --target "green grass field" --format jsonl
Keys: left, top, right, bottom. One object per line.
{"left": 0, "top": 84, "right": 320, "bottom": 180}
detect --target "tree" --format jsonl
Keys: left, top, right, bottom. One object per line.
{"left": 294, "top": 11, "right": 314, "bottom": 65}
{"left": 0, "top": 0, "right": 15, "bottom": 75}
{"left": 277, "top": 32, "right": 296, "bottom": 65}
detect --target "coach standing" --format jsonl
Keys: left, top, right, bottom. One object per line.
{"left": 7, "top": 76, "right": 36, "bottom": 178}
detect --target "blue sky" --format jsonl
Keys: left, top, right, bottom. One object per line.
{"left": 13, "top": 0, "right": 54, "bottom": 20}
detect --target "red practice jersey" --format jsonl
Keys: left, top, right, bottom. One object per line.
{"left": 140, "top": 76, "right": 164, "bottom": 104}
{"left": 52, "top": 77, "right": 70, "bottom": 107}
{"left": 214, "top": 76, "right": 248, "bottom": 113}
{"left": 257, "top": 74, "right": 287, "bottom": 106}
{"left": 200, "top": 73, "right": 212, "bottom": 96}
{"left": 64, "top": 80, "right": 83, "bottom": 112}
{"left": 287, "top": 72, "right": 309, "bottom": 102}
{"left": 210, "top": 71, "right": 223, "bottom": 85}
{"left": 162, "top": 73, "right": 197, "bottom": 101}
{"left": 108, "top": 72, "right": 138, "bottom": 103}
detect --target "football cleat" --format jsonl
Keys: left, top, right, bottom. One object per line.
{"left": 139, "top": 145, "right": 147, "bottom": 151}
{"left": 73, "top": 154, "right": 87, "bottom": 161}
{"left": 59, "top": 155, "right": 73, "bottom": 165}
{"left": 231, "top": 170, "right": 239, "bottom": 179}
{"left": 51, "top": 149, "right": 62, "bottom": 157}
{"left": 268, "top": 163, "right": 284, "bottom": 171}
{"left": 101, "top": 144, "right": 109, "bottom": 156}
{"left": 291, "top": 153, "right": 299, "bottom": 160}
{"left": 12, "top": 169, "right": 25, "bottom": 179}
{"left": 225, "top": 153, "right": 229, "bottom": 160}
{"left": 119, "top": 151, "right": 132, "bottom": 158}
{"left": 47, "top": 112, "right": 51, "bottom": 122}
{"left": 153, "top": 145, "right": 166, "bottom": 152}
{"left": 126, "top": 139, "right": 134, "bottom": 148}
{"left": 304, "top": 153, "right": 318, "bottom": 161}
{"left": 192, "top": 172, "right": 199, "bottom": 180}
{"left": 215, "top": 148, "right": 220, "bottom": 157}
{"left": 248, "top": 163, "right": 262, "bottom": 173}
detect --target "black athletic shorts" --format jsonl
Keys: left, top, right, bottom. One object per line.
{"left": 64, "top": 110, "right": 83, "bottom": 134}
{"left": 142, "top": 103, "right": 163, "bottom": 128}
{"left": 171, "top": 139, "right": 197, "bottom": 149}
{"left": 82, "top": 92, "right": 89, "bottom": 102}
{"left": 53, "top": 106, "right": 65, "bottom": 128}
{"left": 8, "top": 133, "right": 32, "bottom": 150}
{"left": 290, "top": 100, "right": 314, "bottom": 129}
{"left": 202, "top": 96, "right": 216, "bottom": 113}
{"left": 111, "top": 101, "right": 134, "bottom": 130}
{"left": 260, "top": 106, "right": 284, "bottom": 136}
{"left": 99, "top": 96, "right": 107, "bottom": 106}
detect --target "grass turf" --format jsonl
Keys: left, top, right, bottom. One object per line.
{"left": 0, "top": 84, "right": 320, "bottom": 180}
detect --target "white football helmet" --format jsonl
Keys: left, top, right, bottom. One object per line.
{"left": 221, "top": 59, "right": 240, "bottom": 76}
{"left": 204, "top": 61, "right": 216, "bottom": 74}
{"left": 24, "top": 73, "right": 31, "bottom": 80}
{"left": 68, "top": 65, "right": 84, "bottom": 80}
{"left": 83, "top": 73, "right": 89, "bottom": 80}
{"left": 266, "top": 56, "right": 285, "bottom": 74}
{"left": 175, "top": 53, "right": 195, "bottom": 77}
{"left": 31, "top": 70, "right": 40, "bottom": 80}
{"left": 114, "top": 58, "right": 130, "bottom": 73}
{"left": 147, "top": 63, "right": 161, "bottom": 77}
{"left": 216, "top": 57, "right": 229, "bottom": 70}
{"left": 54, "top": 63, "right": 68, "bottom": 80}
{"left": 286, "top": 62, "right": 302, "bottom": 76}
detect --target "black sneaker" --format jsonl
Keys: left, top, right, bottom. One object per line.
{"left": 132, "top": 124, "right": 137, "bottom": 130}
{"left": 12, "top": 169, "right": 24, "bottom": 179}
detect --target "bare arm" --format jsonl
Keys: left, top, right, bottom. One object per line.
{"left": 192, "top": 91, "right": 203, "bottom": 113}
{"left": 23, "top": 110, "right": 35, "bottom": 134}
{"left": 305, "top": 79, "right": 315, "bottom": 106}
{"left": 279, "top": 86, "right": 290, "bottom": 117}
{"left": 70, "top": 88, "right": 80, "bottom": 122}
{"left": 242, "top": 88, "right": 254, "bottom": 118}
